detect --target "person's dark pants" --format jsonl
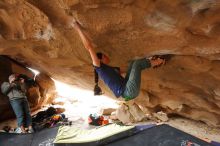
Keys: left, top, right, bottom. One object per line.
{"left": 122, "top": 58, "right": 151, "bottom": 100}
{"left": 10, "top": 98, "right": 32, "bottom": 127}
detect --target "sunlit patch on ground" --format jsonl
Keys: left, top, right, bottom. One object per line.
{"left": 53, "top": 80, "right": 119, "bottom": 128}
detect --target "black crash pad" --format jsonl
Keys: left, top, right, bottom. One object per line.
{"left": 0, "top": 124, "right": 214, "bottom": 146}
{"left": 106, "top": 124, "right": 213, "bottom": 146}
{"left": 0, "top": 126, "right": 59, "bottom": 146}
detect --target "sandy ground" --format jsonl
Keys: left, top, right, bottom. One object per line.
{"left": 1, "top": 91, "right": 220, "bottom": 143}
{"left": 1, "top": 116, "right": 219, "bottom": 143}
{"left": 166, "top": 117, "right": 220, "bottom": 142}
{"left": 1, "top": 109, "right": 219, "bottom": 143}
{"left": 135, "top": 117, "right": 220, "bottom": 143}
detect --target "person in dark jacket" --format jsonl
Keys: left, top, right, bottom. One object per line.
{"left": 1, "top": 74, "right": 34, "bottom": 133}
{"left": 72, "top": 20, "right": 165, "bottom": 101}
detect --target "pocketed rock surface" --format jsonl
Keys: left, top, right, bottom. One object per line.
{"left": 0, "top": 0, "right": 220, "bottom": 127}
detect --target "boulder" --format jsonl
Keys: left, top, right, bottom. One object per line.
{"left": 0, "top": 0, "right": 220, "bottom": 127}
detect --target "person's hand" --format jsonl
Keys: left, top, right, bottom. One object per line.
{"left": 9, "top": 75, "right": 16, "bottom": 84}
{"left": 70, "top": 17, "right": 77, "bottom": 27}
{"left": 64, "top": 16, "right": 76, "bottom": 28}
{"left": 66, "top": 16, "right": 81, "bottom": 29}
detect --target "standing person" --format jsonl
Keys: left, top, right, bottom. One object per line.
{"left": 72, "top": 20, "right": 165, "bottom": 101}
{"left": 1, "top": 74, "right": 34, "bottom": 133}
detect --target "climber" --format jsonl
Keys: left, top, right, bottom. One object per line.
{"left": 1, "top": 74, "right": 34, "bottom": 133}
{"left": 72, "top": 20, "right": 165, "bottom": 101}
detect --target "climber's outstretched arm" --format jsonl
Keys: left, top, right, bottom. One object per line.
{"left": 73, "top": 22, "right": 100, "bottom": 67}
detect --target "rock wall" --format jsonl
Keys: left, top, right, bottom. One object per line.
{"left": 0, "top": 0, "right": 220, "bottom": 126}
{"left": 0, "top": 56, "right": 56, "bottom": 121}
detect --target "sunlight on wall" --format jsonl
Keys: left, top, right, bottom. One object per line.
{"left": 53, "top": 79, "right": 119, "bottom": 121}
{"left": 25, "top": 67, "right": 118, "bottom": 125}
{"left": 27, "top": 67, "right": 40, "bottom": 80}
{"left": 27, "top": 67, "right": 40, "bottom": 75}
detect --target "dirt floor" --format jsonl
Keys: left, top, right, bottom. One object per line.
{"left": 166, "top": 117, "right": 220, "bottom": 143}
{"left": 135, "top": 117, "right": 220, "bottom": 143}
{"left": 1, "top": 93, "right": 220, "bottom": 143}
{"left": 1, "top": 111, "right": 219, "bottom": 143}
